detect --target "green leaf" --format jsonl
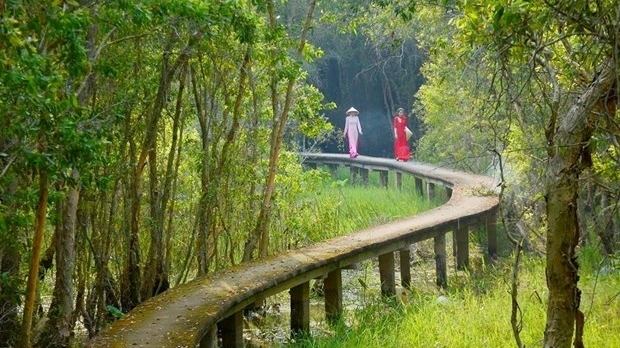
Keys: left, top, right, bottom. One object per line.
{"left": 106, "top": 305, "right": 124, "bottom": 318}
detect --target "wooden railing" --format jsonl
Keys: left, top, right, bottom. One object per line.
{"left": 88, "top": 153, "right": 499, "bottom": 348}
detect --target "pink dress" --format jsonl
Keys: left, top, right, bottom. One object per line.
{"left": 344, "top": 115, "right": 363, "bottom": 158}
{"left": 393, "top": 115, "right": 410, "bottom": 161}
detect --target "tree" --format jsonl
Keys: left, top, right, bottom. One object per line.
{"left": 0, "top": 0, "right": 338, "bottom": 344}
{"left": 407, "top": 0, "right": 619, "bottom": 346}
{"left": 0, "top": 1, "right": 97, "bottom": 345}
{"left": 544, "top": 58, "right": 616, "bottom": 348}
{"left": 242, "top": 0, "right": 318, "bottom": 260}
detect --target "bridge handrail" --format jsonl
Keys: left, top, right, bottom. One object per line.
{"left": 88, "top": 153, "right": 499, "bottom": 348}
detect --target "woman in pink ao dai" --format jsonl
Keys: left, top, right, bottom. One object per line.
{"left": 343, "top": 107, "right": 363, "bottom": 158}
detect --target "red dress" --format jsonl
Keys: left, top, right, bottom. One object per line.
{"left": 393, "top": 115, "right": 410, "bottom": 161}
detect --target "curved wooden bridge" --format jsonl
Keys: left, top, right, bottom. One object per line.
{"left": 87, "top": 153, "right": 500, "bottom": 348}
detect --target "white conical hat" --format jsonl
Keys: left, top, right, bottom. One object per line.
{"left": 346, "top": 107, "right": 359, "bottom": 115}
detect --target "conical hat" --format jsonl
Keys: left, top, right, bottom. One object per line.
{"left": 346, "top": 107, "right": 359, "bottom": 115}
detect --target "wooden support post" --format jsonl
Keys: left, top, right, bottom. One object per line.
{"left": 360, "top": 168, "right": 369, "bottom": 186}
{"left": 327, "top": 163, "right": 338, "bottom": 174}
{"left": 199, "top": 325, "right": 218, "bottom": 348}
{"left": 349, "top": 166, "right": 360, "bottom": 185}
{"left": 396, "top": 172, "right": 403, "bottom": 190}
{"left": 452, "top": 229, "right": 457, "bottom": 257}
{"left": 487, "top": 212, "right": 498, "bottom": 259}
{"left": 455, "top": 226, "right": 469, "bottom": 270}
{"left": 379, "top": 170, "right": 388, "bottom": 188}
{"left": 378, "top": 252, "right": 396, "bottom": 297}
{"left": 290, "top": 282, "right": 310, "bottom": 337}
{"left": 399, "top": 248, "right": 411, "bottom": 289}
{"left": 218, "top": 311, "right": 243, "bottom": 348}
{"left": 414, "top": 177, "right": 424, "bottom": 196}
{"left": 434, "top": 234, "right": 447, "bottom": 288}
{"left": 427, "top": 182, "right": 436, "bottom": 200}
{"left": 324, "top": 269, "right": 342, "bottom": 323}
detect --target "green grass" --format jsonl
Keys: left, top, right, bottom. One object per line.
{"left": 288, "top": 254, "right": 620, "bottom": 348}
{"left": 280, "top": 166, "right": 445, "bottom": 247}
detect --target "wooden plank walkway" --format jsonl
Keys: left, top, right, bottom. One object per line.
{"left": 87, "top": 154, "right": 499, "bottom": 348}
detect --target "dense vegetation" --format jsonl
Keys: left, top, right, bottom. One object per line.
{"left": 1, "top": 0, "right": 619, "bottom": 347}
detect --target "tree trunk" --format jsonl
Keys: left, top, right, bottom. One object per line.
{"left": 597, "top": 189, "right": 616, "bottom": 255}
{"left": 142, "top": 62, "right": 187, "bottom": 299}
{"left": 121, "top": 125, "right": 142, "bottom": 312}
{"left": 191, "top": 64, "right": 214, "bottom": 276}
{"left": 543, "top": 58, "right": 616, "bottom": 348}
{"left": 191, "top": 46, "right": 250, "bottom": 274}
{"left": 36, "top": 172, "right": 79, "bottom": 347}
{"left": 122, "top": 39, "right": 184, "bottom": 310}
{"left": 243, "top": 0, "right": 317, "bottom": 261}
{"left": 82, "top": 178, "right": 117, "bottom": 336}
{"left": 19, "top": 170, "right": 49, "bottom": 348}
{"left": 142, "top": 135, "right": 163, "bottom": 299}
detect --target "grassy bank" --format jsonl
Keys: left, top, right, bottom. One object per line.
{"left": 289, "top": 252, "right": 620, "bottom": 347}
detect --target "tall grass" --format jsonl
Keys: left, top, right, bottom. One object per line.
{"left": 276, "top": 166, "right": 444, "bottom": 248}
{"left": 289, "top": 251, "right": 620, "bottom": 348}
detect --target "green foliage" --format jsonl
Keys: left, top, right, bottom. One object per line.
{"left": 411, "top": 0, "right": 620, "bottom": 263}
{"left": 105, "top": 305, "right": 124, "bottom": 319}
{"left": 0, "top": 270, "right": 23, "bottom": 307}
{"left": 0, "top": 0, "right": 335, "bottom": 333}
{"left": 0, "top": 0, "right": 111, "bottom": 184}
{"left": 592, "top": 141, "right": 620, "bottom": 182}
{"left": 415, "top": 65, "right": 498, "bottom": 173}
{"left": 292, "top": 85, "right": 336, "bottom": 138}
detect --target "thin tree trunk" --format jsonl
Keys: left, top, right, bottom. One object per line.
{"left": 19, "top": 170, "right": 49, "bottom": 348}
{"left": 156, "top": 66, "right": 185, "bottom": 292}
{"left": 121, "top": 119, "right": 142, "bottom": 311}
{"left": 36, "top": 171, "right": 79, "bottom": 347}
{"left": 175, "top": 204, "right": 199, "bottom": 286}
{"left": 191, "top": 47, "right": 251, "bottom": 275}
{"left": 543, "top": 58, "right": 616, "bottom": 348}
{"left": 143, "top": 134, "right": 161, "bottom": 298}
{"left": 191, "top": 63, "right": 213, "bottom": 276}
{"left": 91, "top": 184, "right": 120, "bottom": 335}
{"left": 123, "top": 149, "right": 143, "bottom": 311}
{"left": 123, "top": 33, "right": 196, "bottom": 301}
{"left": 113, "top": 104, "right": 135, "bottom": 317}
{"left": 243, "top": 0, "right": 317, "bottom": 261}
{"left": 142, "top": 64, "right": 187, "bottom": 299}
{"left": 165, "top": 109, "right": 185, "bottom": 283}
{"left": 122, "top": 37, "right": 187, "bottom": 310}
{"left": 598, "top": 189, "right": 616, "bottom": 255}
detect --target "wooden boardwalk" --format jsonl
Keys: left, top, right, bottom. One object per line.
{"left": 87, "top": 154, "right": 499, "bottom": 348}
